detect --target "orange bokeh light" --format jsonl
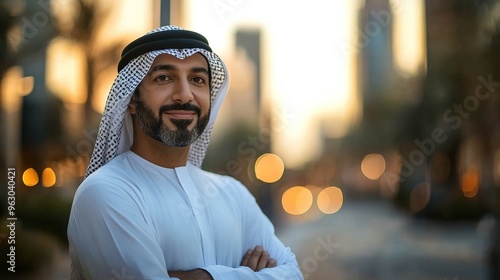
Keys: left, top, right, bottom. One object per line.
{"left": 461, "top": 167, "right": 480, "bottom": 198}
{"left": 281, "top": 186, "right": 313, "bottom": 215}
{"left": 23, "top": 168, "right": 39, "bottom": 187}
{"left": 317, "top": 186, "right": 343, "bottom": 214}
{"left": 361, "top": 153, "right": 386, "bottom": 180}
{"left": 255, "top": 153, "right": 285, "bottom": 183}
{"left": 42, "top": 167, "right": 57, "bottom": 188}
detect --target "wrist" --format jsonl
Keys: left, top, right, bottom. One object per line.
{"left": 169, "top": 268, "right": 213, "bottom": 280}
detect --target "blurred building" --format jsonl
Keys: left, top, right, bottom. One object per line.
{"left": 235, "top": 29, "right": 262, "bottom": 111}
{"left": 394, "top": 0, "right": 490, "bottom": 219}
{"left": 359, "top": 0, "right": 393, "bottom": 107}
{"left": 1, "top": 0, "right": 66, "bottom": 192}
{"left": 215, "top": 28, "right": 262, "bottom": 130}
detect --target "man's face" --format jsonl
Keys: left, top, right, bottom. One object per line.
{"left": 130, "top": 53, "right": 211, "bottom": 147}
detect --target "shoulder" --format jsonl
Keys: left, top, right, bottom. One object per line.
{"left": 73, "top": 153, "right": 143, "bottom": 206}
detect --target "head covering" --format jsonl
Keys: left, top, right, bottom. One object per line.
{"left": 85, "top": 25, "right": 229, "bottom": 178}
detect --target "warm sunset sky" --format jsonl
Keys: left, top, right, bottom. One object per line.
{"left": 46, "top": 0, "right": 425, "bottom": 169}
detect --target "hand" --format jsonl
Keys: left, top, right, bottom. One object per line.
{"left": 240, "top": 245, "right": 277, "bottom": 271}
{"left": 168, "top": 268, "right": 213, "bottom": 280}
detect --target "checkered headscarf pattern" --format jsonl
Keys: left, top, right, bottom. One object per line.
{"left": 85, "top": 25, "right": 229, "bottom": 178}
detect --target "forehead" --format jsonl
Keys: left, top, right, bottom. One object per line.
{"left": 150, "top": 53, "right": 209, "bottom": 69}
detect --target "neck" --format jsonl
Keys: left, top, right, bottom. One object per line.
{"left": 130, "top": 123, "right": 190, "bottom": 169}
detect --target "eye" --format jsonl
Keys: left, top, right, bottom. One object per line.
{"left": 191, "top": 76, "right": 207, "bottom": 85}
{"left": 154, "top": 75, "right": 171, "bottom": 83}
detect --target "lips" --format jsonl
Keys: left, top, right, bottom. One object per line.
{"left": 159, "top": 103, "right": 201, "bottom": 120}
{"left": 164, "top": 110, "right": 197, "bottom": 120}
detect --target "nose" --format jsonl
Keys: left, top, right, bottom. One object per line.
{"left": 171, "top": 78, "right": 194, "bottom": 103}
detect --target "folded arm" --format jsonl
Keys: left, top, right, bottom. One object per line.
{"left": 198, "top": 181, "right": 304, "bottom": 280}
{"left": 169, "top": 246, "right": 276, "bottom": 280}
{"left": 68, "top": 176, "right": 303, "bottom": 280}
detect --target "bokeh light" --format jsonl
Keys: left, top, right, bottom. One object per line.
{"left": 42, "top": 167, "right": 57, "bottom": 188}
{"left": 461, "top": 167, "right": 480, "bottom": 198}
{"left": 281, "top": 186, "right": 313, "bottom": 215}
{"left": 23, "top": 168, "right": 39, "bottom": 187}
{"left": 19, "top": 75, "right": 34, "bottom": 96}
{"left": 361, "top": 153, "right": 386, "bottom": 180}
{"left": 410, "top": 182, "right": 431, "bottom": 213}
{"left": 317, "top": 186, "right": 343, "bottom": 214}
{"left": 255, "top": 153, "right": 285, "bottom": 183}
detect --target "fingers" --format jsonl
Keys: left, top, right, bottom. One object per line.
{"left": 255, "top": 248, "right": 269, "bottom": 271}
{"left": 267, "top": 257, "right": 277, "bottom": 268}
{"left": 241, "top": 245, "right": 263, "bottom": 271}
{"left": 240, "top": 249, "right": 253, "bottom": 267}
{"left": 240, "top": 245, "right": 277, "bottom": 271}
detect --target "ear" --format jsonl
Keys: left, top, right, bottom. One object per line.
{"left": 128, "top": 93, "right": 137, "bottom": 115}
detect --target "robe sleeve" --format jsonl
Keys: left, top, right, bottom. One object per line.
{"left": 201, "top": 179, "right": 304, "bottom": 280}
{"left": 67, "top": 177, "right": 178, "bottom": 280}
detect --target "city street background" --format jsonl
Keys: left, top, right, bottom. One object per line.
{"left": 1, "top": 0, "right": 499, "bottom": 279}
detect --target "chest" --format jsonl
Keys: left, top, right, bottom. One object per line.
{"left": 143, "top": 180, "right": 244, "bottom": 268}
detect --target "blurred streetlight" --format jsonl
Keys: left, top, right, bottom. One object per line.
{"left": 254, "top": 153, "right": 284, "bottom": 183}
{"left": 361, "top": 153, "right": 386, "bottom": 180}
{"left": 281, "top": 186, "right": 313, "bottom": 215}
{"left": 23, "top": 168, "right": 39, "bottom": 187}
{"left": 42, "top": 167, "right": 57, "bottom": 188}
{"left": 461, "top": 166, "right": 480, "bottom": 198}
{"left": 317, "top": 186, "right": 344, "bottom": 214}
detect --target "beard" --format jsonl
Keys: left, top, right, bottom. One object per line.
{"left": 134, "top": 97, "right": 210, "bottom": 147}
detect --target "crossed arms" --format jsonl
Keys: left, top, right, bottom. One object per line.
{"left": 169, "top": 245, "right": 277, "bottom": 279}
{"left": 68, "top": 174, "right": 303, "bottom": 280}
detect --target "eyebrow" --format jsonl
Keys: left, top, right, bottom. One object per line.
{"left": 149, "top": 64, "right": 209, "bottom": 76}
{"left": 150, "top": 64, "right": 176, "bottom": 73}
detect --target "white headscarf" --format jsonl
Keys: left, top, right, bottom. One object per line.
{"left": 85, "top": 25, "right": 229, "bottom": 177}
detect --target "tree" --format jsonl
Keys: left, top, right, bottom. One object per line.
{"left": 54, "top": 0, "right": 123, "bottom": 125}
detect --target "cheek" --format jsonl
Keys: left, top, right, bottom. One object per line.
{"left": 197, "top": 91, "right": 211, "bottom": 113}
{"left": 203, "top": 95, "right": 211, "bottom": 110}
{"left": 136, "top": 97, "right": 161, "bottom": 117}
{"left": 138, "top": 92, "right": 164, "bottom": 112}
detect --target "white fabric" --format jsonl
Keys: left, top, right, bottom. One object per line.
{"left": 68, "top": 151, "right": 303, "bottom": 280}
{"left": 85, "top": 25, "right": 229, "bottom": 177}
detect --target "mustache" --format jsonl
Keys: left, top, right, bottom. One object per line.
{"left": 159, "top": 103, "right": 201, "bottom": 116}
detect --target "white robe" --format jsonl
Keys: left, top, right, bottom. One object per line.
{"left": 68, "top": 151, "right": 303, "bottom": 279}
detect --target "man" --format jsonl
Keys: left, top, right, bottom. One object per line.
{"left": 67, "top": 25, "right": 303, "bottom": 280}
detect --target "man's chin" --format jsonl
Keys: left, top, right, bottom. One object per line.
{"left": 168, "top": 119, "right": 196, "bottom": 131}
{"left": 154, "top": 127, "right": 199, "bottom": 147}
{"left": 163, "top": 125, "right": 196, "bottom": 134}
{"left": 167, "top": 142, "right": 190, "bottom": 148}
